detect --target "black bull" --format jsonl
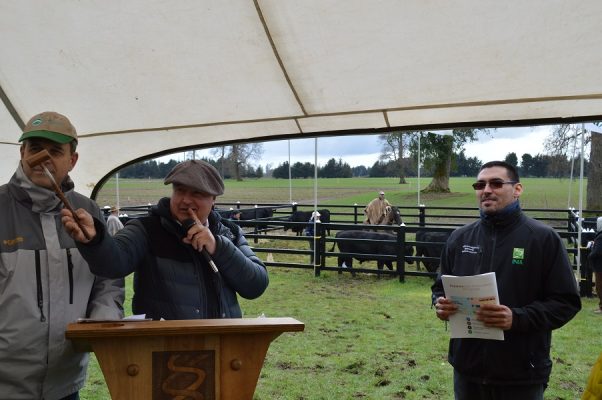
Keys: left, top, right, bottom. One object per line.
{"left": 331, "top": 230, "right": 414, "bottom": 271}
{"left": 414, "top": 230, "right": 452, "bottom": 273}
{"left": 286, "top": 209, "right": 331, "bottom": 235}
{"left": 214, "top": 207, "right": 274, "bottom": 231}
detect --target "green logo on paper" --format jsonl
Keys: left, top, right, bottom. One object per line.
{"left": 32, "top": 118, "right": 43, "bottom": 126}
{"left": 512, "top": 248, "right": 524, "bottom": 265}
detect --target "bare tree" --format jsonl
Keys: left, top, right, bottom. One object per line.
{"left": 210, "top": 146, "right": 228, "bottom": 177}
{"left": 545, "top": 124, "right": 602, "bottom": 209}
{"left": 378, "top": 132, "right": 415, "bottom": 184}
{"left": 209, "top": 143, "right": 263, "bottom": 180}
{"left": 184, "top": 150, "right": 198, "bottom": 160}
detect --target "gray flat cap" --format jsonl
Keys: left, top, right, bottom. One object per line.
{"left": 164, "top": 160, "right": 224, "bottom": 196}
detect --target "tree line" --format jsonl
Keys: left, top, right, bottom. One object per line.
{"left": 119, "top": 156, "right": 264, "bottom": 180}
{"left": 120, "top": 150, "right": 587, "bottom": 181}
{"left": 117, "top": 124, "right": 601, "bottom": 209}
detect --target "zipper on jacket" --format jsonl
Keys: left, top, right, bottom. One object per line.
{"left": 487, "top": 229, "right": 497, "bottom": 272}
{"left": 66, "top": 249, "right": 74, "bottom": 304}
{"left": 35, "top": 250, "right": 46, "bottom": 322}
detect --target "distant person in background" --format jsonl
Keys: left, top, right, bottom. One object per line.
{"left": 363, "top": 190, "right": 390, "bottom": 225}
{"left": 305, "top": 211, "right": 321, "bottom": 264}
{"left": 106, "top": 206, "right": 124, "bottom": 236}
{"left": 304, "top": 211, "right": 321, "bottom": 237}
{"left": 588, "top": 216, "right": 602, "bottom": 314}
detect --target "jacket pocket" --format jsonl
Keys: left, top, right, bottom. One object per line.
{"left": 0, "top": 252, "right": 18, "bottom": 297}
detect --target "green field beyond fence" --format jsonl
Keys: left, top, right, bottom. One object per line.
{"left": 82, "top": 177, "right": 597, "bottom": 399}
{"left": 96, "top": 176, "right": 589, "bottom": 212}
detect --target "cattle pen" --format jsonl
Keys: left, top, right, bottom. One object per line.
{"left": 115, "top": 202, "right": 598, "bottom": 297}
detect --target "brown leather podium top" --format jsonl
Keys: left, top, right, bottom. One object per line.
{"left": 66, "top": 317, "right": 304, "bottom": 339}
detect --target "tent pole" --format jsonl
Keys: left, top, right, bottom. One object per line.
{"left": 577, "top": 124, "right": 585, "bottom": 280}
{"left": 288, "top": 140, "right": 292, "bottom": 204}
{"left": 313, "top": 138, "right": 318, "bottom": 272}
{"left": 417, "top": 133, "right": 421, "bottom": 206}
{"left": 567, "top": 127, "right": 578, "bottom": 208}
{"left": 115, "top": 172, "right": 120, "bottom": 212}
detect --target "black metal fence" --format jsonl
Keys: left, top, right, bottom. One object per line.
{"left": 115, "top": 202, "right": 599, "bottom": 297}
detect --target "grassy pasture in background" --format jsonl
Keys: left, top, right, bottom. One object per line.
{"left": 82, "top": 176, "right": 597, "bottom": 399}
{"left": 96, "top": 176, "right": 588, "bottom": 212}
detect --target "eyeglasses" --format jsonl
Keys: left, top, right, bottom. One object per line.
{"left": 471, "top": 180, "right": 517, "bottom": 190}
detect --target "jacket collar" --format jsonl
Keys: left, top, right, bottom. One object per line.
{"left": 9, "top": 163, "right": 75, "bottom": 213}
{"left": 479, "top": 200, "right": 522, "bottom": 228}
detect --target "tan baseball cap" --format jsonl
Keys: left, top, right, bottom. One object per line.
{"left": 164, "top": 160, "right": 225, "bottom": 196}
{"left": 19, "top": 111, "right": 78, "bottom": 144}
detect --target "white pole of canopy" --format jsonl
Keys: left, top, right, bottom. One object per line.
{"left": 567, "top": 127, "right": 578, "bottom": 209}
{"left": 576, "top": 124, "right": 586, "bottom": 279}
{"left": 417, "top": 133, "right": 421, "bottom": 206}
{"left": 115, "top": 172, "right": 120, "bottom": 212}
{"left": 288, "top": 140, "right": 292, "bottom": 204}
{"left": 313, "top": 138, "right": 319, "bottom": 269}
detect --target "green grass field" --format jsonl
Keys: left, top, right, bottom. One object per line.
{"left": 81, "top": 176, "right": 597, "bottom": 399}
{"left": 97, "top": 176, "right": 590, "bottom": 212}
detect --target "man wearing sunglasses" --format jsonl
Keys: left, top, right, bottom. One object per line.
{"left": 431, "top": 160, "right": 581, "bottom": 400}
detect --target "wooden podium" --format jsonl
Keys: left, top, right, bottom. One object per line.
{"left": 66, "top": 317, "right": 304, "bottom": 400}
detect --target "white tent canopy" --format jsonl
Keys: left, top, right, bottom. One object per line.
{"left": 1, "top": 1, "right": 601, "bottom": 197}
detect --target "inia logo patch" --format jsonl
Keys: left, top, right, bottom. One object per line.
{"left": 512, "top": 248, "right": 524, "bottom": 265}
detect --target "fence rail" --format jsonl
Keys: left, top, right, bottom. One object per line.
{"left": 114, "top": 202, "right": 600, "bottom": 297}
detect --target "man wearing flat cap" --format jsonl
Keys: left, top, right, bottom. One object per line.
{"left": 62, "top": 159, "right": 269, "bottom": 320}
{"left": 1, "top": 111, "right": 124, "bottom": 400}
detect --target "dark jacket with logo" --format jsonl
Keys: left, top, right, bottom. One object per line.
{"left": 77, "top": 197, "right": 268, "bottom": 320}
{"left": 431, "top": 205, "right": 581, "bottom": 385}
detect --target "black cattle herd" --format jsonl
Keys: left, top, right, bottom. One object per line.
{"left": 214, "top": 205, "right": 448, "bottom": 274}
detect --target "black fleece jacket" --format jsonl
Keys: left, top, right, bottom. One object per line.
{"left": 431, "top": 204, "right": 581, "bottom": 385}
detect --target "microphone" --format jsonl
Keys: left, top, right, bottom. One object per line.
{"left": 182, "top": 219, "right": 219, "bottom": 273}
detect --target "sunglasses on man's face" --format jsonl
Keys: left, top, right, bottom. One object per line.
{"left": 471, "top": 180, "right": 517, "bottom": 190}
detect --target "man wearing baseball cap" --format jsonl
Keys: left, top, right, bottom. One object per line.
{"left": 0, "top": 111, "right": 124, "bottom": 400}
{"left": 62, "top": 159, "right": 268, "bottom": 321}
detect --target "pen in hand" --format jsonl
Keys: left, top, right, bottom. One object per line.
{"left": 182, "top": 210, "right": 219, "bottom": 273}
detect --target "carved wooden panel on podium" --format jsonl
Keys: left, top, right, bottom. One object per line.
{"left": 66, "top": 317, "right": 304, "bottom": 400}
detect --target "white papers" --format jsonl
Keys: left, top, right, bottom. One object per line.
{"left": 77, "top": 314, "right": 151, "bottom": 323}
{"left": 123, "top": 314, "right": 150, "bottom": 321}
{"left": 441, "top": 272, "right": 504, "bottom": 341}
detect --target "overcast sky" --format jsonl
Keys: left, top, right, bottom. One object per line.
{"left": 164, "top": 124, "right": 559, "bottom": 168}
